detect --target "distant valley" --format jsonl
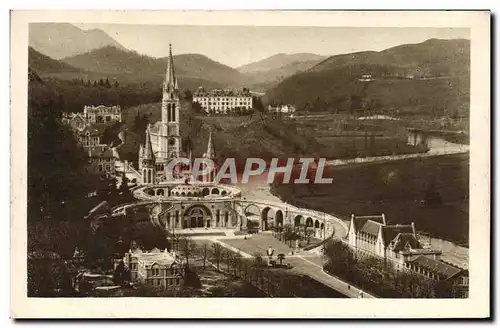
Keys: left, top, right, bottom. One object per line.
{"left": 237, "top": 53, "right": 327, "bottom": 92}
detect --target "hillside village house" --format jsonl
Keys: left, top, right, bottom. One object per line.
{"left": 78, "top": 123, "right": 108, "bottom": 147}
{"left": 346, "top": 214, "right": 468, "bottom": 297}
{"left": 86, "top": 145, "right": 118, "bottom": 175}
{"left": 358, "top": 74, "right": 374, "bottom": 82}
{"left": 117, "top": 247, "right": 185, "bottom": 290}
{"left": 62, "top": 105, "right": 121, "bottom": 176}
{"left": 62, "top": 105, "right": 122, "bottom": 127}
{"left": 193, "top": 87, "right": 253, "bottom": 114}
{"left": 267, "top": 104, "right": 296, "bottom": 114}
{"left": 83, "top": 105, "right": 122, "bottom": 123}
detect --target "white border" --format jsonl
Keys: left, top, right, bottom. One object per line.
{"left": 10, "top": 10, "right": 490, "bottom": 319}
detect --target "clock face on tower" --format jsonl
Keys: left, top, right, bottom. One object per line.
{"left": 168, "top": 137, "right": 176, "bottom": 146}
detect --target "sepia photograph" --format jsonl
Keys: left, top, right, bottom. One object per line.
{"left": 10, "top": 10, "right": 490, "bottom": 318}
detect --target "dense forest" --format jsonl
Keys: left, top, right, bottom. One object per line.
{"left": 43, "top": 77, "right": 162, "bottom": 113}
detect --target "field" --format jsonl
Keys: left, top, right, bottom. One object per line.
{"left": 273, "top": 154, "right": 469, "bottom": 245}
{"left": 292, "top": 114, "right": 428, "bottom": 159}
{"left": 222, "top": 234, "right": 295, "bottom": 256}
{"left": 118, "top": 103, "right": 430, "bottom": 168}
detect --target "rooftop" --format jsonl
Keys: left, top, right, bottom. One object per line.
{"left": 382, "top": 225, "right": 415, "bottom": 247}
{"left": 194, "top": 87, "right": 251, "bottom": 98}
{"left": 80, "top": 123, "right": 108, "bottom": 136}
{"left": 409, "top": 256, "right": 462, "bottom": 280}
{"left": 87, "top": 146, "right": 116, "bottom": 158}
{"left": 131, "top": 248, "right": 179, "bottom": 267}
{"left": 351, "top": 214, "right": 386, "bottom": 237}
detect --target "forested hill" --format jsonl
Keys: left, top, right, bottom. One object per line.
{"left": 61, "top": 46, "right": 246, "bottom": 87}
{"left": 264, "top": 38, "right": 470, "bottom": 118}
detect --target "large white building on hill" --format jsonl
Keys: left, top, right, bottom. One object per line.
{"left": 193, "top": 87, "right": 253, "bottom": 114}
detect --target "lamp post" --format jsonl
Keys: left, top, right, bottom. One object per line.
{"left": 266, "top": 246, "right": 274, "bottom": 267}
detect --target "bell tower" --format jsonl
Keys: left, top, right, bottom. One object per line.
{"left": 160, "top": 43, "right": 181, "bottom": 161}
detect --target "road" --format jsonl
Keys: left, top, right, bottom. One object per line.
{"left": 286, "top": 255, "right": 376, "bottom": 299}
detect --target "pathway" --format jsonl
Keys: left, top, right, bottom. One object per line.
{"left": 213, "top": 235, "right": 375, "bottom": 298}
{"left": 288, "top": 255, "right": 376, "bottom": 299}
{"left": 324, "top": 137, "right": 469, "bottom": 167}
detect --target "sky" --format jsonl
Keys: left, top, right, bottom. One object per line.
{"left": 76, "top": 24, "right": 469, "bottom": 68}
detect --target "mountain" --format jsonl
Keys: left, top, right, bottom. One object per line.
{"left": 264, "top": 39, "right": 470, "bottom": 117}
{"left": 29, "top": 23, "right": 126, "bottom": 59}
{"left": 238, "top": 53, "right": 326, "bottom": 74}
{"left": 237, "top": 53, "right": 327, "bottom": 92}
{"left": 60, "top": 46, "right": 246, "bottom": 88}
{"left": 28, "top": 47, "right": 82, "bottom": 74}
{"left": 308, "top": 38, "right": 469, "bottom": 77}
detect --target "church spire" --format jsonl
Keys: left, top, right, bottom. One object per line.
{"left": 206, "top": 130, "right": 215, "bottom": 160}
{"left": 143, "top": 124, "right": 155, "bottom": 164}
{"left": 164, "top": 43, "right": 178, "bottom": 95}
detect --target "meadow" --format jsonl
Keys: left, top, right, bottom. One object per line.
{"left": 273, "top": 153, "right": 469, "bottom": 245}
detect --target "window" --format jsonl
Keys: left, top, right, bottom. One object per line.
{"left": 152, "top": 268, "right": 160, "bottom": 276}
{"left": 131, "top": 263, "right": 137, "bottom": 271}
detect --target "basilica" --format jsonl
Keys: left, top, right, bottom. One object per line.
{"left": 137, "top": 44, "right": 215, "bottom": 185}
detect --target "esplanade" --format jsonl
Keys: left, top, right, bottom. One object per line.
{"left": 103, "top": 179, "right": 347, "bottom": 240}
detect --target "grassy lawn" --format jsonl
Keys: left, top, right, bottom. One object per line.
{"left": 221, "top": 234, "right": 294, "bottom": 256}
{"left": 274, "top": 153, "right": 469, "bottom": 245}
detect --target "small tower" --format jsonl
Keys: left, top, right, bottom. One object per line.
{"left": 141, "top": 124, "right": 156, "bottom": 185}
{"left": 203, "top": 131, "right": 216, "bottom": 183}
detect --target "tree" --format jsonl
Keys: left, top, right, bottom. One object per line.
{"left": 113, "top": 260, "right": 126, "bottom": 285}
{"left": 192, "top": 101, "right": 203, "bottom": 114}
{"left": 179, "top": 236, "right": 196, "bottom": 268}
{"left": 212, "top": 243, "right": 224, "bottom": 270}
{"left": 233, "top": 254, "right": 243, "bottom": 276}
{"left": 28, "top": 75, "right": 90, "bottom": 222}
{"left": 268, "top": 221, "right": 276, "bottom": 237}
{"left": 225, "top": 250, "right": 234, "bottom": 273}
{"left": 114, "top": 81, "right": 119, "bottom": 88}
{"left": 253, "top": 253, "right": 265, "bottom": 287}
{"left": 170, "top": 233, "right": 181, "bottom": 252}
{"left": 252, "top": 96, "right": 265, "bottom": 112}
{"left": 305, "top": 227, "right": 315, "bottom": 244}
{"left": 324, "top": 240, "right": 357, "bottom": 276}
{"left": 198, "top": 242, "right": 211, "bottom": 269}
{"left": 119, "top": 172, "right": 131, "bottom": 199}
{"left": 183, "top": 89, "right": 193, "bottom": 100}
{"left": 283, "top": 224, "right": 294, "bottom": 247}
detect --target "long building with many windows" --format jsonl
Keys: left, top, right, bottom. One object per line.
{"left": 345, "top": 214, "right": 468, "bottom": 297}
{"left": 193, "top": 87, "right": 253, "bottom": 114}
